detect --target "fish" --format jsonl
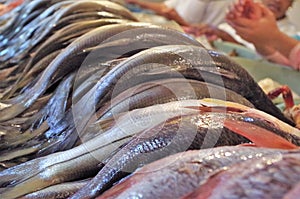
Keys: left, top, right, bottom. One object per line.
{"left": 4, "top": 50, "right": 62, "bottom": 99}
{"left": 50, "top": 26, "right": 203, "bottom": 137}
{"left": 24, "top": 18, "right": 130, "bottom": 73}
{"left": 18, "top": 179, "right": 90, "bottom": 199}
{"left": 69, "top": 113, "right": 251, "bottom": 198}
{"left": 0, "top": 0, "right": 53, "bottom": 36}
{"left": 96, "top": 146, "right": 290, "bottom": 199}
{"left": 0, "top": 0, "right": 24, "bottom": 17}
{"left": 0, "top": 137, "right": 128, "bottom": 199}
{"left": 54, "top": 11, "right": 128, "bottom": 30}
{"left": 0, "top": 0, "right": 73, "bottom": 62}
{"left": 0, "top": 26, "right": 202, "bottom": 159}
{"left": 0, "top": 0, "right": 23, "bottom": 34}
{"left": 183, "top": 152, "right": 300, "bottom": 199}
{"left": 71, "top": 100, "right": 300, "bottom": 198}
{"left": 0, "top": 100, "right": 203, "bottom": 199}
{"left": 1, "top": 0, "right": 137, "bottom": 64}
{"left": 0, "top": 22, "right": 158, "bottom": 122}
{"left": 0, "top": 73, "right": 75, "bottom": 161}
{"left": 0, "top": 99, "right": 299, "bottom": 198}
{"left": 283, "top": 182, "right": 300, "bottom": 199}
{"left": 78, "top": 45, "right": 293, "bottom": 126}
{"left": 97, "top": 78, "right": 254, "bottom": 120}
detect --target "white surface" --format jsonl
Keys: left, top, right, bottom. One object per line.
{"left": 287, "top": 1, "right": 300, "bottom": 31}
{"left": 164, "top": 0, "right": 234, "bottom": 26}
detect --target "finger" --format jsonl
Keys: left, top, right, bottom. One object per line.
{"left": 260, "top": 3, "right": 276, "bottom": 19}
{"left": 226, "top": 4, "right": 241, "bottom": 19}
{"left": 226, "top": 17, "right": 254, "bottom": 28}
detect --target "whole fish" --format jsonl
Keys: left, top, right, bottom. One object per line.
{"left": 97, "top": 78, "right": 254, "bottom": 120}
{"left": 183, "top": 152, "right": 300, "bottom": 199}
{"left": 0, "top": 22, "right": 158, "bottom": 122}
{"left": 78, "top": 45, "right": 293, "bottom": 126}
{"left": 1, "top": 27, "right": 204, "bottom": 158}
{"left": 0, "top": 100, "right": 203, "bottom": 199}
{"left": 96, "top": 146, "right": 291, "bottom": 199}
{"left": 70, "top": 102, "right": 300, "bottom": 198}
{"left": 53, "top": 27, "right": 203, "bottom": 135}
{"left": 2, "top": 0, "right": 137, "bottom": 63}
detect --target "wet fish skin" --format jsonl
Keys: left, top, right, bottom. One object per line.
{"left": 56, "top": 0, "right": 138, "bottom": 22}
{"left": 0, "top": 0, "right": 52, "bottom": 42}
{"left": 0, "top": 22, "right": 158, "bottom": 122}
{"left": 96, "top": 146, "right": 289, "bottom": 199}
{"left": 0, "top": 137, "right": 129, "bottom": 199}
{"left": 0, "top": 25, "right": 204, "bottom": 159}
{"left": 283, "top": 182, "right": 300, "bottom": 199}
{"left": 0, "top": 1, "right": 72, "bottom": 62}
{"left": 69, "top": 27, "right": 203, "bottom": 134}
{"left": 55, "top": 11, "right": 126, "bottom": 29}
{"left": 0, "top": 101, "right": 203, "bottom": 199}
{"left": 70, "top": 112, "right": 251, "bottom": 199}
{"left": 89, "top": 45, "right": 292, "bottom": 125}
{"left": 2, "top": 0, "right": 136, "bottom": 63}
{"left": 19, "top": 179, "right": 90, "bottom": 199}
{"left": 5, "top": 50, "right": 63, "bottom": 99}
{"left": 0, "top": 74, "right": 75, "bottom": 162}
{"left": 97, "top": 78, "right": 254, "bottom": 120}
{"left": 25, "top": 18, "right": 130, "bottom": 73}
{"left": 0, "top": 0, "right": 54, "bottom": 36}
{"left": 183, "top": 152, "right": 300, "bottom": 199}
{"left": 72, "top": 64, "right": 116, "bottom": 105}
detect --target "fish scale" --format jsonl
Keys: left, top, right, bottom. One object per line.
{"left": 96, "top": 146, "right": 290, "bottom": 199}
{"left": 0, "top": 22, "right": 158, "bottom": 122}
{"left": 185, "top": 153, "right": 300, "bottom": 199}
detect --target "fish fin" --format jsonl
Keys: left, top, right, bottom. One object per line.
{"left": 224, "top": 119, "right": 298, "bottom": 149}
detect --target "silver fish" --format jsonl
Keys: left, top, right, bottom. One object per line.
{"left": 184, "top": 152, "right": 300, "bottom": 199}
{"left": 96, "top": 146, "right": 290, "bottom": 199}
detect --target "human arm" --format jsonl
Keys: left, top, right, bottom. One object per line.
{"left": 226, "top": 0, "right": 300, "bottom": 69}
{"left": 125, "top": 0, "right": 189, "bottom": 26}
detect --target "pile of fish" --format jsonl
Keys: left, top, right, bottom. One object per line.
{"left": 0, "top": 0, "right": 300, "bottom": 198}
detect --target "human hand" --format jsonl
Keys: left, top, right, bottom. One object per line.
{"left": 226, "top": 0, "right": 263, "bottom": 20}
{"left": 226, "top": 3, "right": 278, "bottom": 46}
{"left": 182, "top": 24, "right": 220, "bottom": 39}
{"left": 182, "top": 24, "right": 209, "bottom": 37}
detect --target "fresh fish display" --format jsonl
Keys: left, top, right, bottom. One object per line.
{"left": 0, "top": 0, "right": 299, "bottom": 198}
{"left": 0, "top": 101, "right": 204, "bottom": 199}
{"left": 183, "top": 152, "right": 300, "bottom": 199}
{"left": 96, "top": 146, "right": 292, "bottom": 199}
{"left": 70, "top": 100, "right": 300, "bottom": 198}
{"left": 96, "top": 78, "right": 254, "bottom": 120}
{"left": 19, "top": 179, "right": 90, "bottom": 199}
